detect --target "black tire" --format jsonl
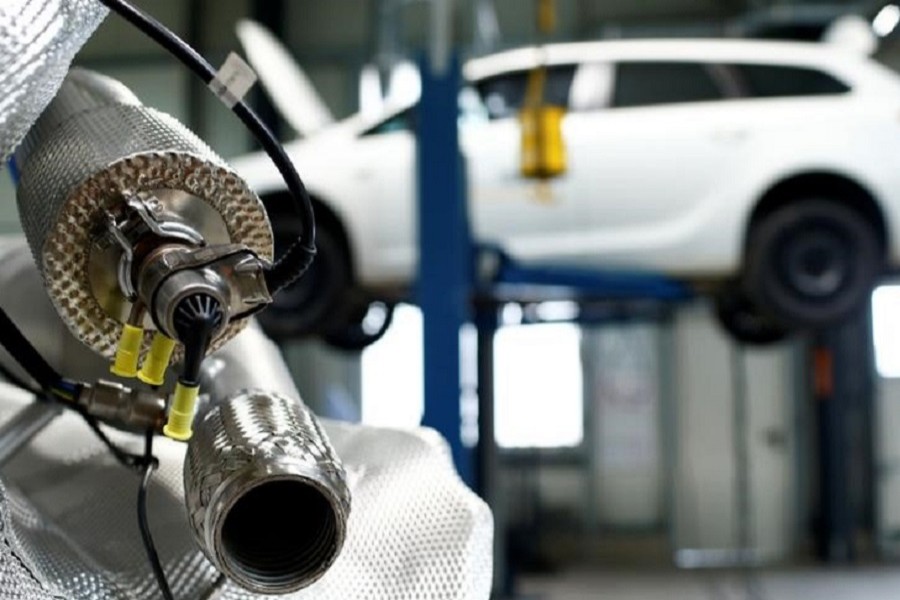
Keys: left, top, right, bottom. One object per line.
{"left": 322, "top": 300, "right": 395, "bottom": 352}
{"left": 714, "top": 284, "right": 790, "bottom": 346}
{"left": 743, "top": 199, "right": 882, "bottom": 328}
{"left": 257, "top": 214, "right": 351, "bottom": 341}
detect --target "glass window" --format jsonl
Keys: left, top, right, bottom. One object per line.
{"left": 569, "top": 62, "right": 614, "bottom": 111}
{"left": 494, "top": 322, "right": 584, "bottom": 448}
{"left": 726, "top": 63, "right": 850, "bottom": 98}
{"left": 613, "top": 61, "right": 722, "bottom": 109}
{"left": 873, "top": 285, "right": 900, "bottom": 378}
{"left": 361, "top": 108, "right": 416, "bottom": 136}
{"left": 361, "top": 304, "right": 423, "bottom": 426}
{"left": 475, "top": 65, "right": 577, "bottom": 120}
{"left": 359, "top": 303, "right": 583, "bottom": 449}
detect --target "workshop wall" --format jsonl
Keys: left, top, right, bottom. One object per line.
{"left": 672, "top": 302, "right": 799, "bottom": 563}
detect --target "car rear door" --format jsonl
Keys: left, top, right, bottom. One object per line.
{"left": 461, "top": 65, "right": 585, "bottom": 252}
{"left": 556, "top": 60, "right": 749, "bottom": 269}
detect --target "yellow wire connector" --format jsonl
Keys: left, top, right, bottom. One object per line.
{"left": 110, "top": 324, "right": 143, "bottom": 378}
{"left": 137, "top": 333, "right": 177, "bottom": 386}
{"left": 163, "top": 381, "right": 200, "bottom": 441}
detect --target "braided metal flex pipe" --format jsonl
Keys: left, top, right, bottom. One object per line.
{"left": 185, "top": 389, "right": 350, "bottom": 593}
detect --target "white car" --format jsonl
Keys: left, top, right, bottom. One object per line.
{"left": 232, "top": 33, "right": 900, "bottom": 347}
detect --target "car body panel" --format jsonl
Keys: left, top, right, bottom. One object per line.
{"left": 230, "top": 38, "right": 900, "bottom": 289}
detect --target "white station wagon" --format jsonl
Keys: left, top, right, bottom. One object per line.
{"left": 232, "top": 34, "right": 900, "bottom": 347}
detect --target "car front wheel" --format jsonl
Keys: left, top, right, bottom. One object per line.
{"left": 743, "top": 199, "right": 882, "bottom": 329}
{"left": 256, "top": 213, "right": 352, "bottom": 341}
{"left": 322, "top": 299, "right": 395, "bottom": 351}
{"left": 715, "top": 284, "right": 790, "bottom": 345}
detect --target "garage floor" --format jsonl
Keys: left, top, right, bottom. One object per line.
{"left": 516, "top": 566, "right": 900, "bottom": 600}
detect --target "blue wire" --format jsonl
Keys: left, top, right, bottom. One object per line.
{"left": 6, "top": 158, "right": 18, "bottom": 185}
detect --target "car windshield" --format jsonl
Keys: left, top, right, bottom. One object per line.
{"left": 360, "top": 87, "right": 490, "bottom": 136}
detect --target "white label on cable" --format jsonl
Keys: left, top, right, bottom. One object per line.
{"left": 208, "top": 52, "right": 257, "bottom": 108}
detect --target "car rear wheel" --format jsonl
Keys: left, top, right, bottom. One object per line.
{"left": 714, "top": 284, "right": 789, "bottom": 346}
{"left": 256, "top": 213, "right": 352, "bottom": 341}
{"left": 322, "top": 299, "right": 395, "bottom": 352}
{"left": 743, "top": 199, "right": 882, "bottom": 329}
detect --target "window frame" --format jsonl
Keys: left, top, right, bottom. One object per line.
{"left": 608, "top": 60, "right": 728, "bottom": 110}
{"left": 720, "top": 62, "right": 853, "bottom": 100}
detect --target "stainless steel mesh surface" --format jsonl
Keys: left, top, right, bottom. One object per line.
{"left": 0, "top": 0, "right": 107, "bottom": 162}
{"left": 0, "top": 1, "right": 493, "bottom": 596}
{"left": 0, "top": 395, "right": 493, "bottom": 600}
{"left": 15, "top": 72, "right": 274, "bottom": 361}
{"left": 185, "top": 389, "right": 351, "bottom": 593}
{"left": 0, "top": 238, "right": 493, "bottom": 598}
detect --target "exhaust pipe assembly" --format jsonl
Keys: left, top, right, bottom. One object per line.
{"left": 184, "top": 389, "right": 350, "bottom": 594}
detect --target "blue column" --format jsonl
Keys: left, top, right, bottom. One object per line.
{"left": 416, "top": 54, "right": 474, "bottom": 485}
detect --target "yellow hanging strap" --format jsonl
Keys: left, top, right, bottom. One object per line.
{"left": 110, "top": 324, "right": 143, "bottom": 378}
{"left": 538, "top": 0, "right": 556, "bottom": 34}
{"left": 520, "top": 69, "right": 566, "bottom": 178}
{"left": 137, "top": 332, "right": 177, "bottom": 386}
{"left": 520, "top": 0, "right": 565, "bottom": 179}
{"left": 163, "top": 381, "right": 200, "bottom": 441}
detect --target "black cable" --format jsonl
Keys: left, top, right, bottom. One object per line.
{"left": 80, "top": 411, "right": 148, "bottom": 471}
{"left": 173, "top": 294, "right": 223, "bottom": 386}
{"left": 95, "top": 0, "right": 317, "bottom": 295}
{"left": 0, "top": 306, "right": 65, "bottom": 391}
{"left": 137, "top": 431, "right": 175, "bottom": 600}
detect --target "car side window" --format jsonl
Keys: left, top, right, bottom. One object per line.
{"left": 569, "top": 62, "right": 614, "bottom": 111}
{"left": 361, "top": 108, "right": 417, "bottom": 136}
{"left": 475, "top": 65, "right": 577, "bottom": 120}
{"left": 725, "top": 64, "right": 850, "bottom": 98}
{"left": 612, "top": 61, "right": 723, "bottom": 109}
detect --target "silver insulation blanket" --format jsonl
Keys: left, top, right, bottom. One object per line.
{"left": 0, "top": 0, "right": 107, "bottom": 162}
{"left": 0, "top": 1, "right": 493, "bottom": 595}
{"left": 13, "top": 69, "right": 274, "bottom": 361}
{"left": 0, "top": 237, "right": 494, "bottom": 599}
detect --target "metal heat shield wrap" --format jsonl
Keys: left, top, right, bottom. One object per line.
{"left": 14, "top": 69, "right": 273, "bottom": 362}
{"left": 0, "top": 0, "right": 108, "bottom": 162}
{"left": 0, "top": 238, "right": 493, "bottom": 599}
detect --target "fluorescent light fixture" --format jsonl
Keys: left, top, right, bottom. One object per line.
{"left": 873, "top": 4, "right": 900, "bottom": 37}
{"left": 535, "top": 300, "right": 580, "bottom": 322}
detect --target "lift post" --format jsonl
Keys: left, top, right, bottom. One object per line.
{"left": 416, "top": 52, "right": 475, "bottom": 486}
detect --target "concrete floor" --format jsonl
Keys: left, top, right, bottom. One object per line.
{"left": 516, "top": 566, "right": 900, "bottom": 600}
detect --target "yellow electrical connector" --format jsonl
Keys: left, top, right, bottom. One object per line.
{"left": 163, "top": 381, "right": 199, "bottom": 441}
{"left": 110, "top": 324, "right": 143, "bottom": 378}
{"left": 137, "top": 332, "right": 177, "bottom": 386}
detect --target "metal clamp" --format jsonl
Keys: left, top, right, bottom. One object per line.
{"left": 136, "top": 244, "right": 271, "bottom": 340}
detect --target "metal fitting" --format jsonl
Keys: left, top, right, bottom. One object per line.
{"left": 184, "top": 389, "right": 350, "bottom": 594}
{"left": 149, "top": 267, "right": 230, "bottom": 340}
{"left": 136, "top": 244, "right": 271, "bottom": 341}
{"left": 77, "top": 380, "right": 166, "bottom": 433}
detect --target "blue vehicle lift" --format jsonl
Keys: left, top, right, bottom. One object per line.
{"left": 416, "top": 55, "right": 692, "bottom": 491}
{"left": 415, "top": 50, "right": 695, "bottom": 599}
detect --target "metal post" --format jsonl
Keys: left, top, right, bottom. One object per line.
{"left": 430, "top": 0, "right": 453, "bottom": 74}
{"left": 812, "top": 309, "right": 873, "bottom": 562}
{"left": 476, "top": 304, "right": 509, "bottom": 596}
{"left": 417, "top": 51, "right": 473, "bottom": 485}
